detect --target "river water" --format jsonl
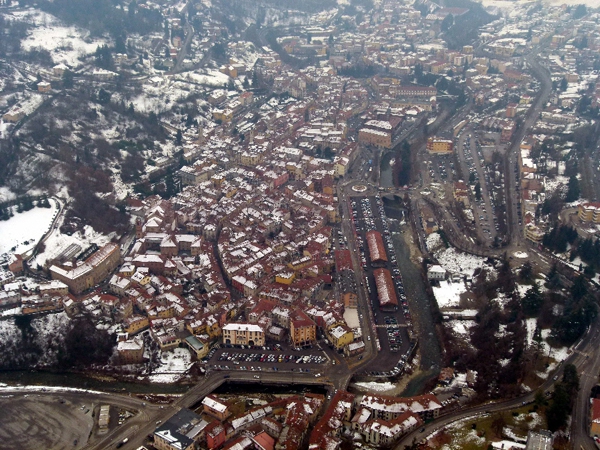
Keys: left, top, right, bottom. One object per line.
{"left": 0, "top": 370, "right": 190, "bottom": 394}
{"left": 381, "top": 161, "right": 442, "bottom": 396}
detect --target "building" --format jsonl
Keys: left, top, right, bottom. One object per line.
{"left": 525, "top": 430, "right": 553, "bottom": 450}
{"left": 309, "top": 390, "right": 354, "bottom": 449}
{"left": 343, "top": 292, "right": 358, "bottom": 308}
{"left": 366, "top": 230, "right": 387, "bottom": 266}
{"left": 154, "top": 409, "right": 209, "bottom": 450}
{"left": 38, "top": 81, "right": 51, "bottom": 93}
{"left": 116, "top": 337, "right": 144, "bottom": 364}
{"left": 202, "top": 394, "right": 232, "bottom": 421}
{"left": 327, "top": 325, "right": 354, "bottom": 350}
{"left": 373, "top": 268, "right": 398, "bottom": 311}
{"left": 578, "top": 202, "right": 600, "bottom": 224}
{"left": 290, "top": 309, "right": 317, "bottom": 347}
{"left": 359, "top": 393, "right": 442, "bottom": 421}
{"left": 590, "top": 398, "right": 600, "bottom": 439}
{"left": 360, "top": 411, "right": 422, "bottom": 446}
{"left": 525, "top": 223, "right": 544, "bottom": 244}
{"left": 222, "top": 323, "right": 265, "bottom": 346}
{"left": 427, "top": 265, "right": 446, "bottom": 281}
{"left": 426, "top": 137, "right": 453, "bottom": 154}
{"left": 49, "top": 243, "right": 121, "bottom": 294}
{"left": 184, "top": 335, "right": 209, "bottom": 359}
{"left": 358, "top": 128, "right": 392, "bottom": 148}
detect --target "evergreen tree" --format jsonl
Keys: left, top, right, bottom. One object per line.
{"left": 565, "top": 175, "right": 580, "bottom": 202}
{"left": 175, "top": 129, "right": 183, "bottom": 146}
{"left": 62, "top": 69, "right": 74, "bottom": 88}
{"left": 522, "top": 283, "right": 543, "bottom": 316}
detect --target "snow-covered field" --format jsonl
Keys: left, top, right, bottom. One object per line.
{"left": 433, "top": 279, "right": 468, "bottom": 308}
{"left": 13, "top": 9, "right": 108, "bottom": 68}
{"left": 0, "top": 200, "right": 59, "bottom": 256}
{"left": 148, "top": 348, "right": 193, "bottom": 383}
{"left": 435, "top": 247, "right": 486, "bottom": 277}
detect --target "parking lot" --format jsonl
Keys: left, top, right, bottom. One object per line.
{"left": 206, "top": 346, "right": 331, "bottom": 376}
{"left": 349, "top": 195, "right": 414, "bottom": 362}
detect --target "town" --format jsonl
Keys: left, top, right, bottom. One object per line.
{"left": 1, "top": 0, "right": 600, "bottom": 449}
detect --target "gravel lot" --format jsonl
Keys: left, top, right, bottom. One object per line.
{"left": 0, "top": 394, "right": 94, "bottom": 450}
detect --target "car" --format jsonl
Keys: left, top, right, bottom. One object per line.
{"left": 253, "top": 375, "right": 260, "bottom": 379}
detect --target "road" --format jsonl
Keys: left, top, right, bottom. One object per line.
{"left": 90, "top": 369, "right": 338, "bottom": 450}
{"left": 503, "top": 52, "right": 552, "bottom": 247}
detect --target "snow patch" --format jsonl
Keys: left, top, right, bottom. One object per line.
{"left": 0, "top": 200, "right": 59, "bottom": 256}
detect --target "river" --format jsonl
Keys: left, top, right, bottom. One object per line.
{"left": 0, "top": 370, "right": 190, "bottom": 394}
{"left": 381, "top": 169, "right": 442, "bottom": 395}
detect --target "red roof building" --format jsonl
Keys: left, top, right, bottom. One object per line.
{"left": 366, "top": 231, "right": 387, "bottom": 265}
{"left": 373, "top": 268, "right": 398, "bottom": 311}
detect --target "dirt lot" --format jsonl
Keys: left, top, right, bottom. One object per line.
{"left": 0, "top": 393, "right": 94, "bottom": 450}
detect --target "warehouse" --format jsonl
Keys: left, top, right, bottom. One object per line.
{"left": 373, "top": 268, "right": 398, "bottom": 311}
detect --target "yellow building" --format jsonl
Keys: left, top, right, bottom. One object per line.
{"left": 426, "top": 137, "right": 453, "bottom": 154}
{"left": 290, "top": 310, "right": 316, "bottom": 347}
{"left": 276, "top": 272, "right": 296, "bottom": 285}
{"left": 525, "top": 223, "right": 544, "bottom": 244}
{"left": 343, "top": 292, "right": 358, "bottom": 308}
{"left": 184, "top": 335, "right": 209, "bottom": 359}
{"left": 124, "top": 315, "right": 150, "bottom": 335}
{"left": 328, "top": 325, "right": 354, "bottom": 350}
{"left": 222, "top": 323, "right": 265, "bottom": 346}
{"left": 358, "top": 128, "right": 392, "bottom": 148}
{"left": 578, "top": 202, "right": 600, "bottom": 224}
{"left": 212, "top": 109, "right": 233, "bottom": 123}
{"left": 50, "top": 243, "right": 121, "bottom": 294}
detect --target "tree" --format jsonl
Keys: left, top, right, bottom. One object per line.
{"left": 522, "top": 283, "right": 543, "bottom": 316}
{"left": 565, "top": 175, "right": 580, "bottom": 202}
{"left": 185, "top": 113, "right": 195, "bottom": 128}
{"left": 546, "top": 383, "right": 569, "bottom": 431}
{"left": 61, "top": 316, "right": 115, "bottom": 367}
{"left": 519, "top": 261, "right": 533, "bottom": 281}
{"left": 128, "top": 0, "right": 137, "bottom": 20}
{"left": 62, "top": 69, "right": 74, "bottom": 88}
{"left": 441, "top": 14, "right": 454, "bottom": 32}
{"left": 560, "top": 77, "right": 568, "bottom": 92}
{"left": 175, "top": 129, "right": 183, "bottom": 146}
{"left": 94, "top": 44, "right": 113, "bottom": 70}
{"left": 115, "top": 32, "right": 127, "bottom": 54}
{"left": 573, "top": 4, "right": 587, "bottom": 19}
{"left": 128, "top": 103, "right": 135, "bottom": 116}
{"left": 97, "top": 88, "right": 111, "bottom": 105}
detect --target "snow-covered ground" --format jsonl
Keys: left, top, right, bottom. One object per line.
{"left": 148, "top": 348, "right": 193, "bottom": 383}
{"left": 33, "top": 222, "right": 112, "bottom": 268}
{"left": 353, "top": 381, "right": 397, "bottom": 392}
{"left": 433, "top": 279, "right": 468, "bottom": 308}
{"left": 13, "top": 9, "right": 109, "bottom": 68}
{"left": 426, "top": 231, "right": 444, "bottom": 253}
{"left": 343, "top": 308, "right": 359, "bottom": 329}
{"left": 0, "top": 200, "right": 59, "bottom": 256}
{"left": 435, "top": 247, "right": 486, "bottom": 277}
{"left": 447, "top": 319, "right": 476, "bottom": 338}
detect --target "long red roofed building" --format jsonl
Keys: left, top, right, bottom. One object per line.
{"left": 373, "top": 268, "right": 398, "bottom": 311}
{"left": 366, "top": 230, "right": 387, "bottom": 266}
